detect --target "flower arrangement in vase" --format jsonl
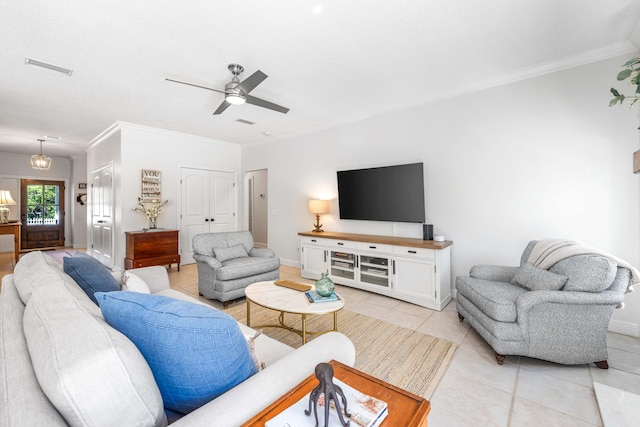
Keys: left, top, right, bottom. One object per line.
{"left": 133, "top": 197, "right": 169, "bottom": 229}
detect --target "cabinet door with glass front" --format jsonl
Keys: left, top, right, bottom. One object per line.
{"left": 329, "top": 250, "right": 357, "bottom": 284}
{"left": 358, "top": 253, "right": 391, "bottom": 288}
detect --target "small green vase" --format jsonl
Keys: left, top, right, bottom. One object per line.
{"left": 315, "top": 272, "right": 335, "bottom": 297}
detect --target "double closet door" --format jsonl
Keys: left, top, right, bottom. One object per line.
{"left": 180, "top": 168, "right": 236, "bottom": 264}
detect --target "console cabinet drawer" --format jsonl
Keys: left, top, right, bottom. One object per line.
{"left": 125, "top": 230, "right": 180, "bottom": 270}
{"left": 393, "top": 246, "right": 435, "bottom": 259}
{"left": 356, "top": 242, "right": 393, "bottom": 253}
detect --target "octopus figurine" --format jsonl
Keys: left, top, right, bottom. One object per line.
{"left": 305, "top": 363, "right": 351, "bottom": 427}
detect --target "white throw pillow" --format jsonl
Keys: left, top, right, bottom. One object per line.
{"left": 122, "top": 272, "right": 151, "bottom": 294}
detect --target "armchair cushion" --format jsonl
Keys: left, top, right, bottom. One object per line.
{"left": 214, "top": 244, "right": 249, "bottom": 263}
{"left": 549, "top": 255, "right": 617, "bottom": 292}
{"left": 249, "top": 248, "right": 276, "bottom": 258}
{"left": 512, "top": 263, "right": 568, "bottom": 291}
{"left": 455, "top": 276, "right": 528, "bottom": 322}
{"left": 217, "top": 257, "right": 281, "bottom": 281}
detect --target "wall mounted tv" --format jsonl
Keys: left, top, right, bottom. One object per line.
{"left": 337, "top": 162, "right": 425, "bottom": 223}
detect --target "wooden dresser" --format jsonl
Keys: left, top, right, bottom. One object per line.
{"left": 124, "top": 229, "right": 180, "bottom": 270}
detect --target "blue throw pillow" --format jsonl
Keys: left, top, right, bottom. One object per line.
{"left": 63, "top": 254, "right": 120, "bottom": 304}
{"left": 95, "top": 292, "right": 257, "bottom": 414}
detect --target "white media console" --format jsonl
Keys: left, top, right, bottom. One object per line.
{"left": 299, "top": 231, "right": 453, "bottom": 311}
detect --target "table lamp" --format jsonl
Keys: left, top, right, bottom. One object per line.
{"left": 309, "top": 199, "right": 329, "bottom": 232}
{"left": 0, "top": 190, "right": 16, "bottom": 223}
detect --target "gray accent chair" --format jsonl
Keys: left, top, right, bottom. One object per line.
{"left": 456, "top": 241, "right": 629, "bottom": 368}
{"left": 193, "top": 231, "right": 280, "bottom": 307}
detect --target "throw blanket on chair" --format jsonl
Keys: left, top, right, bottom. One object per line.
{"left": 528, "top": 239, "right": 639, "bottom": 297}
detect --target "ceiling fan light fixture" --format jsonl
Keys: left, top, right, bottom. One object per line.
{"left": 226, "top": 92, "right": 246, "bottom": 105}
{"left": 31, "top": 139, "right": 52, "bottom": 170}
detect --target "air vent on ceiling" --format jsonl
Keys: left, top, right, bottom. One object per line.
{"left": 235, "top": 118, "right": 256, "bottom": 125}
{"left": 25, "top": 57, "right": 73, "bottom": 76}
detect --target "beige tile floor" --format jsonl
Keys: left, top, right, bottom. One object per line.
{"left": 2, "top": 255, "right": 639, "bottom": 426}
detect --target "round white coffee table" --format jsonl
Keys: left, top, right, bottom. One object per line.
{"left": 245, "top": 281, "right": 345, "bottom": 344}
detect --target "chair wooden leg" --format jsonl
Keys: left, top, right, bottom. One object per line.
{"left": 594, "top": 360, "right": 609, "bottom": 369}
{"left": 495, "top": 353, "right": 506, "bottom": 365}
{"left": 457, "top": 312, "right": 464, "bottom": 322}
{"left": 199, "top": 292, "right": 203, "bottom": 296}
{"left": 223, "top": 301, "right": 229, "bottom": 309}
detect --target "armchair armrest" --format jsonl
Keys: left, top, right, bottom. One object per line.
{"left": 249, "top": 248, "right": 275, "bottom": 258}
{"left": 470, "top": 265, "right": 520, "bottom": 283}
{"left": 516, "top": 289, "right": 625, "bottom": 314}
{"left": 193, "top": 253, "right": 222, "bottom": 270}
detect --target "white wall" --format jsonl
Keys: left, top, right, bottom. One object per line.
{"left": 88, "top": 122, "right": 241, "bottom": 269}
{"left": 242, "top": 54, "right": 640, "bottom": 334}
{"left": 0, "top": 151, "right": 87, "bottom": 250}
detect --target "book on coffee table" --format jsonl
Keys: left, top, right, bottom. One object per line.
{"left": 304, "top": 290, "right": 339, "bottom": 303}
{"left": 265, "top": 377, "right": 388, "bottom": 427}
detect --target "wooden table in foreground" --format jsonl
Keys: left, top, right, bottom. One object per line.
{"left": 242, "top": 360, "right": 430, "bottom": 427}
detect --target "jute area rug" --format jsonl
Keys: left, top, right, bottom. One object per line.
{"left": 225, "top": 303, "right": 457, "bottom": 399}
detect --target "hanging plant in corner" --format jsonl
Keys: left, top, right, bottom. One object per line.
{"left": 609, "top": 57, "right": 640, "bottom": 173}
{"left": 609, "top": 57, "right": 640, "bottom": 107}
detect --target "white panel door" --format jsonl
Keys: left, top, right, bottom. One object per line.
{"left": 90, "top": 164, "right": 114, "bottom": 267}
{"left": 180, "top": 168, "right": 236, "bottom": 264}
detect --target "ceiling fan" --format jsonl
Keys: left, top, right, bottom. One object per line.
{"left": 166, "top": 64, "right": 289, "bottom": 115}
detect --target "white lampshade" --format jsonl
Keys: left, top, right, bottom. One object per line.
{"left": 308, "top": 199, "right": 329, "bottom": 214}
{"left": 0, "top": 190, "right": 16, "bottom": 224}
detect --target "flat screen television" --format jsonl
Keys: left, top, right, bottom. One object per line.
{"left": 337, "top": 163, "right": 425, "bottom": 223}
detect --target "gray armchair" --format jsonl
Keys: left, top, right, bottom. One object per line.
{"left": 193, "top": 231, "right": 280, "bottom": 307}
{"left": 456, "top": 240, "right": 631, "bottom": 368}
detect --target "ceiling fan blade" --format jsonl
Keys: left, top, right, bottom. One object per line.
{"left": 213, "top": 100, "right": 232, "bottom": 115}
{"left": 245, "top": 95, "right": 289, "bottom": 114}
{"left": 237, "top": 70, "right": 267, "bottom": 94}
{"left": 165, "top": 78, "right": 227, "bottom": 95}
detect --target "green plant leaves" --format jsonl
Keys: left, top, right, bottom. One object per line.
{"left": 609, "top": 57, "right": 640, "bottom": 107}
{"left": 617, "top": 69, "right": 633, "bottom": 80}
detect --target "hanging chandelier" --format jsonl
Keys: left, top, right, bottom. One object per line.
{"left": 31, "top": 139, "right": 52, "bottom": 170}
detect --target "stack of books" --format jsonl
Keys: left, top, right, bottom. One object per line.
{"left": 304, "top": 290, "right": 340, "bottom": 303}
{"left": 265, "top": 378, "right": 388, "bottom": 427}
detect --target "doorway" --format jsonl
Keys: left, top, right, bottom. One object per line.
{"left": 20, "top": 179, "right": 65, "bottom": 249}
{"left": 90, "top": 164, "right": 114, "bottom": 266}
{"left": 246, "top": 169, "right": 268, "bottom": 248}
{"left": 180, "top": 167, "right": 237, "bottom": 264}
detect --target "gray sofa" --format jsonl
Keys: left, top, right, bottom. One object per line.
{"left": 0, "top": 251, "right": 355, "bottom": 427}
{"left": 193, "top": 231, "right": 280, "bottom": 307}
{"left": 456, "top": 240, "right": 631, "bottom": 368}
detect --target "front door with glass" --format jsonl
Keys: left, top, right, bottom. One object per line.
{"left": 20, "top": 179, "right": 65, "bottom": 249}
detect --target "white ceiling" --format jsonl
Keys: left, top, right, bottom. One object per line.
{"left": 1, "top": 0, "right": 639, "bottom": 158}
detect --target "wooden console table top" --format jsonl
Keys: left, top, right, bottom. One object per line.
{"left": 242, "top": 359, "right": 430, "bottom": 426}
{"left": 299, "top": 230, "right": 452, "bottom": 250}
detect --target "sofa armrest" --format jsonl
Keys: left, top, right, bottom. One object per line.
{"left": 249, "top": 248, "right": 275, "bottom": 258}
{"left": 193, "top": 253, "right": 222, "bottom": 270}
{"left": 171, "top": 332, "right": 356, "bottom": 427}
{"left": 470, "top": 265, "right": 520, "bottom": 283}
{"left": 129, "top": 266, "right": 171, "bottom": 293}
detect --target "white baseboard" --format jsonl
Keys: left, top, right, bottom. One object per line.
{"left": 280, "top": 258, "right": 300, "bottom": 268}
{"left": 608, "top": 319, "right": 639, "bottom": 337}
